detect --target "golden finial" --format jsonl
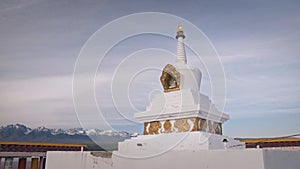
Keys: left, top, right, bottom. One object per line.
{"left": 177, "top": 24, "right": 183, "bottom": 31}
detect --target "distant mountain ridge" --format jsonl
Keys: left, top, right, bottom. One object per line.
{"left": 0, "top": 124, "right": 130, "bottom": 150}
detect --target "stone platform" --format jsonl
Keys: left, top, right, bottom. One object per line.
{"left": 115, "top": 131, "right": 243, "bottom": 158}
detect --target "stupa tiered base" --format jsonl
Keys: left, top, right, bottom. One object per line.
{"left": 134, "top": 89, "right": 229, "bottom": 136}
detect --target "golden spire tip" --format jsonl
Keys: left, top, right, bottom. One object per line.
{"left": 177, "top": 24, "right": 183, "bottom": 31}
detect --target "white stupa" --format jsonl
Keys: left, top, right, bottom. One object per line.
{"left": 114, "top": 25, "right": 243, "bottom": 158}
{"left": 135, "top": 25, "right": 227, "bottom": 134}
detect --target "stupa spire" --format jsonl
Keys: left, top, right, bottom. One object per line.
{"left": 176, "top": 24, "right": 187, "bottom": 64}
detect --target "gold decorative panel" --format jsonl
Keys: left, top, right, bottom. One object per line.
{"left": 160, "top": 64, "right": 180, "bottom": 92}
{"left": 144, "top": 117, "right": 222, "bottom": 135}
{"left": 163, "top": 120, "right": 172, "bottom": 133}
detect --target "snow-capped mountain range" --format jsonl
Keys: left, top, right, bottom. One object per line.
{"left": 0, "top": 124, "right": 130, "bottom": 150}
{"left": 0, "top": 124, "right": 129, "bottom": 137}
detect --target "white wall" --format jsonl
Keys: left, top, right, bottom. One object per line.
{"left": 45, "top": 149, "right": 300, "bottom": 169}
{"left": 113, "top": 149, "right": 265, "bottom": 169}
{"left": 263, "top": 149, "right": 300, "bottom": 169}
{"left": 45, "top": 151, "right": 112, "bottom": 169}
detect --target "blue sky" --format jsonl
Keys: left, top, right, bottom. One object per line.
{"left": 0, "top": 0, "right": 299, "bottom": 137}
